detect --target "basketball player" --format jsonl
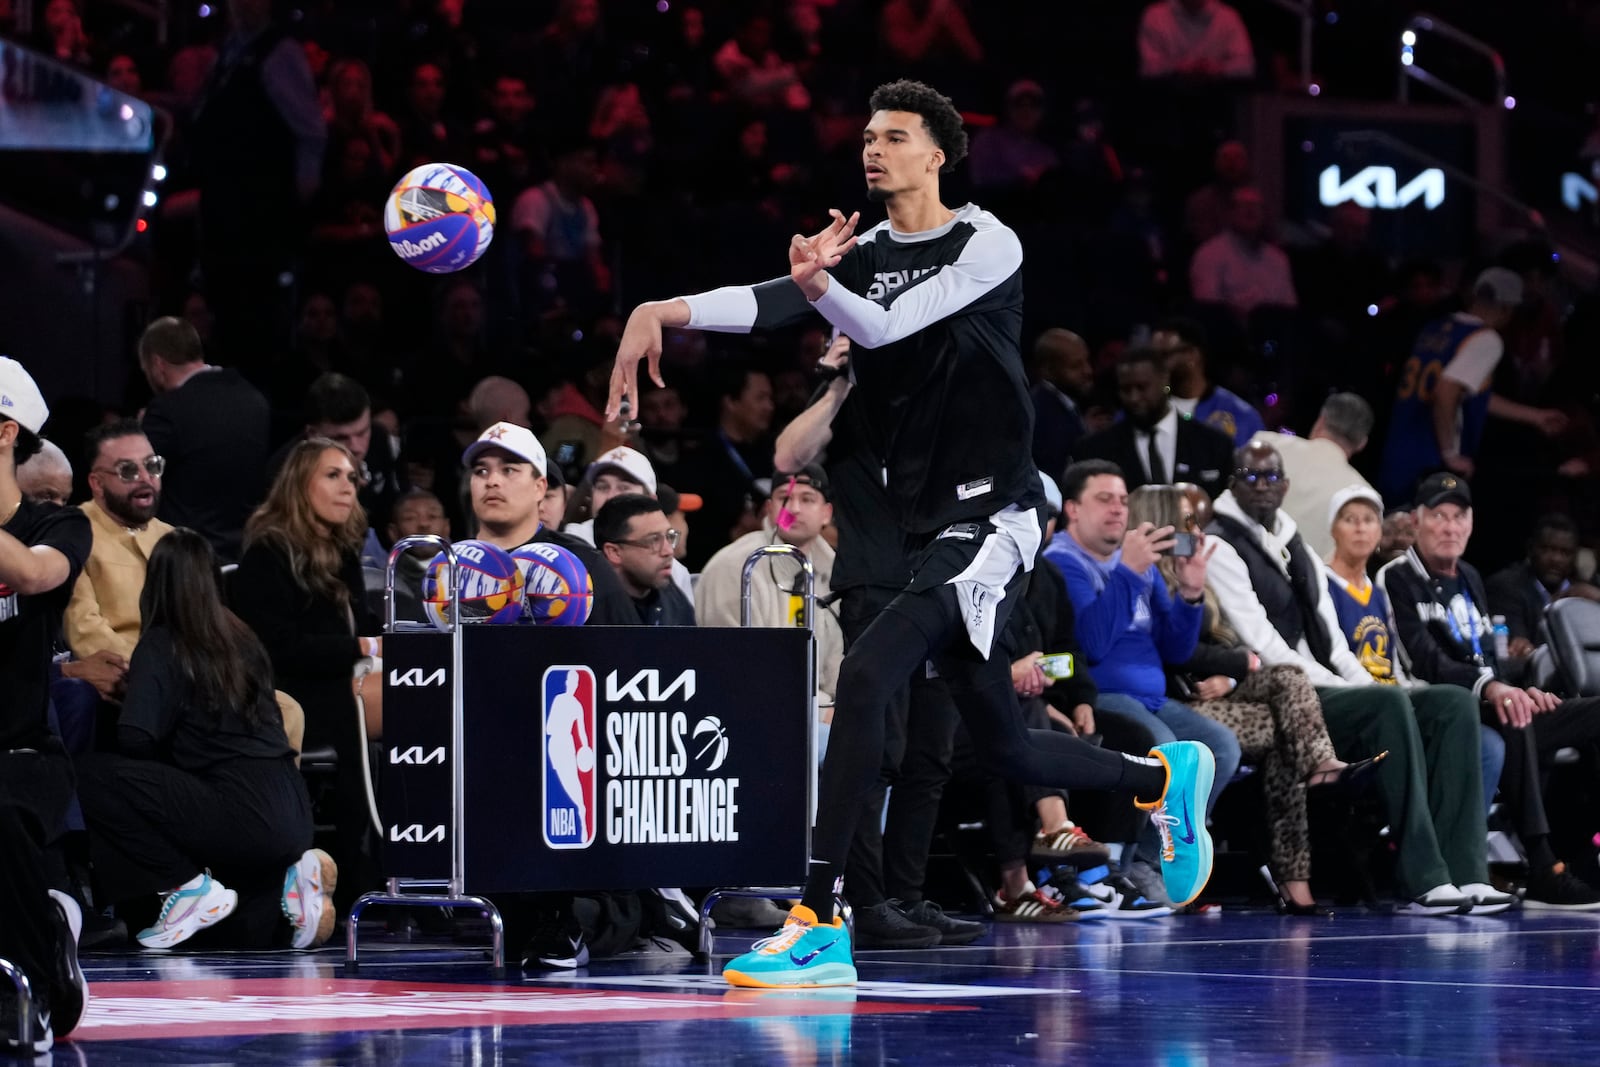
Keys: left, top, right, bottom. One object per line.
{"left": 607, "top": 81, "right": 1215, "bottom": 987}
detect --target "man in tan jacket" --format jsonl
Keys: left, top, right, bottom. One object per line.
{"left": 63, "top": 420, "right": 173, "bottom": 698}
{"left": 694, "top": 466, "right": 843, "bottom": 713}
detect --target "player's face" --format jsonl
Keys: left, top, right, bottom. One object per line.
{"left": 1331, "top": 501, "right": 1381, "bottom": 565}
{"left": 1067, "top": 475, "right": 1129, "bottom": 555}
{"left": 471, "top": 450, "right": 546, "bottom": 530}
{"left": 863, "top": 110, "right": 943, "bottom": 202}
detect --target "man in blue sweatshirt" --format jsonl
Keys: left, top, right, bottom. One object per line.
{"left": 1046, "top": 459, "right": 1240, "bottom": 813}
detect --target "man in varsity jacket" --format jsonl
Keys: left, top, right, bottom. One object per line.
{"left": 1378, "top": 472, "right": 1600, "bottom": 910}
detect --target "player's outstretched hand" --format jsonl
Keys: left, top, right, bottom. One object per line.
{"left": 607, "top": 304, "right": 668, "bottom": 423}
{"left": 791, "top": 209, "right": 860, "bottom": 299}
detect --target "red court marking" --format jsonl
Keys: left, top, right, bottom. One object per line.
{"left": 73, "top": 978, "right": 962, "bottom": 1041}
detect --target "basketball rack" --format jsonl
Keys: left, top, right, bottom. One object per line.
{"left": 344, "top": 535, "right": 506, "bottom": 976}
{"left": 697, "top": 543, "right": 849, "bottom": 956}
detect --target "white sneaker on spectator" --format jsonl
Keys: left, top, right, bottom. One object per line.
{"left": 1397, "top": 884, "right": 1471, "bottom": 917}
{"left": 1459, "top": 882, "right": 1517, "bottom": 916}
{"left": 283, "top": 848, "right": 338, "bottom": 949}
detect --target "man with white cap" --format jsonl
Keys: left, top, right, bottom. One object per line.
{"left": 461, "top": 421, "right": 635, "bottom": 626}
{"left": 564, "top": 445, "right": 694, "bottom": 603}
{"left": 0, "top": 355, "right": 91, "bottom": 1052}
{"left": 1376, "top": 266, "right": 1566, "bottom": 506}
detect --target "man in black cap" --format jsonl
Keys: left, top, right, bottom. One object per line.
{"left": 1379, "top": 472, "right": 1600, "bottom": 909}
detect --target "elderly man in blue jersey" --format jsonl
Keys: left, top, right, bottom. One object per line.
{"left": 607, "top": 79, "right": 1215, "bottom": 988}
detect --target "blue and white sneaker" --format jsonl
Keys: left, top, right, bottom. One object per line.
{"left": 723, "top": 905, "right": 856, "bottom": 988}
{"left": 137, "top": 871, "right": 238, "bottom": 949}
{"left": 1137, "top": 742, "right": 1215, "bottom": 907}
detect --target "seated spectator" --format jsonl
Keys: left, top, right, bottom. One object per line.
{"left": 562, "top": 445, "right": 694, "bottom": 601}
{"left": 968, "top": 80, "right": 1060, "bottom": 195}
{"left": 1153, "top": 316, "right": 1262, "bottom": 447}
{"left": 1189, "top": 187, "right": 1297, "bottom": 319}
{"left": 1029, "top": 329, "right": 1093, "bottom": 483}
{"left": 1249, "top": 392, "right": 1376, "bottom": 562}
{"left": 1377, "top": 474, "right": 1600, "bottom": 910}
{"left": 1137, "top": 483, "right": 1374, "bottom": 915}
{"left": 695, "top": 465, "right": 843, "bottom": 709}
{"left": 397, "top": 61, "right": 465, "bottom": 171}
{"left": 1490, "top": 514, "right": 1600, "bottom": 663}
{"left": 233, "top": 439, "right": 381, "bottom": 910}
{"left": 1071, "top": 348, "right": 1234, "bottom": 501}
{"left": 511, "top": 139, "right": 611, "bottom": 310}
{"left": 539, "top": 345, "right": 620, "bottom": 482}
{"left": 1184, "top": 140, "right": 1251, "bottom": 247}
{"left": 1293, "top": 202, "right": 1394, "bottom": 330}
{"left": 75, "top": 529, "right": 335, "bottom": 950}
{"left": 15, "top": 439, "right": 72, "bottom": 507}
{"left": 1205, "top": 443, "right": 1496, "bottom": 915}
{"left": 713, "top": 13, "right": 811, "bottom": 113}
{"left": 139, "top": 316, "right": 270, "bottom": 564}
{"left": 676, "top": 365, "right": 776, "bottom": 570}
{"left": 39, "top": 0, "right": 94, "bottom": 69}
{"left": 62, "top": 420, "right": 173, "bottom": 700}
{"left": 1137, "top": 0, "right": 1255, "bottom": 82}
{"left": 470, "top": 73, "right": 541, "bottom": 198}
{"left": 461, "top": 422, "right": 635, "bottom": 626}
{"left": 1325, "top": 485, "right": 1506, "bottom": 818}
{"left": 105, "top": 53, "right": 143, "bottom": 97}
{"left": 657, "top": 484, "right": 698, "bottom": 567}
{"left": 368, "top": 489, "right": 452, "bottom": 625}
{"left": 1046, "top": 460, "right": 1241, "bottom": 816}
{"left": 270, "top": 373, "right": 405, "bottom": 534}
{"left": 595, "top": 495, "right": 696, "bottom": 626}
{"left": 880, "top": 0, "right": 985, "bottom": 75}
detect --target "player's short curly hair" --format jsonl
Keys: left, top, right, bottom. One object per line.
{"left": 868, "top": 79, "right": 968, "bottom": 173}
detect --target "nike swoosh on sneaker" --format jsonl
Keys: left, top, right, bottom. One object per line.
{"left": 790, "top": 939, "right": 840, "bottom": 966}
{"left": 1178, "top": 793, "right": 1197, "bottom": 846}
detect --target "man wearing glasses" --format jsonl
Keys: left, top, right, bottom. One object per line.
{"left": 1206, "top": 441, "right": 1494, "bottom": 915}
{"left": 595, "top": 495, "right": 696, "bottom": 627}
{"left": 63, "top": 420, "right": 173, "bottom": 703}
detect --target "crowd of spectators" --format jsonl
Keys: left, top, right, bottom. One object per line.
{"left": 8, "top": 0, "right": 1600, "bottom": 999}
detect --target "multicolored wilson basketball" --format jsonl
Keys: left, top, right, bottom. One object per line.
{"left": 511, "top": 542, "right": 593, "bottom": 626}
{"left": 383, "top": 163, "right": 496, "bottom": 274}
{"left": 422, "top": 539, "right": 524, "bottom": 628}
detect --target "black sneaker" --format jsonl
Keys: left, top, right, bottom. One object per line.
{"left": 521, "top": 919, "right": 590, "bottom": 969}
{"left": 897, "top": 899, "right": 985, "bottom": 946}
{"left": 0, "top": 988, "right": 52, "bottom": 1056}
{"left": 1524, "top": 863, "right": 1600, "bottom": 912}
{"left": 48, "top": 889, "right": 88, "bottom": 1039}
{"left": 852, "top": 900, "right": 941, "bottom": 949}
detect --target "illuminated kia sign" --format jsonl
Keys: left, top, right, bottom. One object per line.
{"left": 1319, "top": 165, "right": 1446, "bottom": 210}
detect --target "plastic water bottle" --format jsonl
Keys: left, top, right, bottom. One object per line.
{"left": 1491, "top": 615, "right": 1510, "bottom": 661}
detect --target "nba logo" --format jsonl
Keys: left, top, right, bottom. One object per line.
{"left": 541, "top": 666, "right": 598, "bottom": 850}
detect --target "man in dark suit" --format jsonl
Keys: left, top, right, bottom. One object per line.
{"left": 1071, "top": 347, "right": 1234, "bottom": 501}
{"left": 1487, "top": 513, "right": 1600, "bottom": 662}
{"left": 1028, "top": 327, "right": 1093, "bottom": 483}
{"left": 138, "top": 317, "right": 270, "bottom": 563}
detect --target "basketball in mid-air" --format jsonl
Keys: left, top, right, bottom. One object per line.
{"left": 511, "top": 542, "right": 594, "bottom": 626}
{"left": 421, "top": 539, "right": 524, "bottom": 628}
{"left": 383, "top": 162, "right": 495, "bottom": 273}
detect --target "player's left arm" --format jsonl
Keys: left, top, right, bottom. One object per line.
{"left": 800, "top": 224, "right": 1021, "bottom": 349}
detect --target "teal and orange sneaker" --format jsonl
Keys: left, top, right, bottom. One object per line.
{"left": 1136, "top": 741, "right": 1215, "bottom": 907}
{"left": 722, "top": 905, "right": 857, "bottom": 988}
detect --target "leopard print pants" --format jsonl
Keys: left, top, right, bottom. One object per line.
{"left": 1194, "top": 664, "right": 1337, "bottom": 882}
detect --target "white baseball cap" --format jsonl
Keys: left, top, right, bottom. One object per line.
{"left": 0, "top": 357, "right": 48, "bottom": 435}
{"left": 1328, "top": 484, "right": 1384, "bottom": 531}
{"left": 461, "top": 421, "right": 547, "bottom": 476}
{"left": 585, "top": 445, "right": 657, "bottom": 495}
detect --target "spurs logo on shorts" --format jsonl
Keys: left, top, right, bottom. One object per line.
{"left": 541, "top": 666, "right": 599, "bottom": 850}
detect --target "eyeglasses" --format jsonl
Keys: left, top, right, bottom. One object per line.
{"left": 94, "top": 456, "right": 165, "bottom": 482}
{"left": 1234, "top": 469, "right": 1283, "bottom": 486}
{"left": 613, "top": 529, "right": 680, "bottom": 553}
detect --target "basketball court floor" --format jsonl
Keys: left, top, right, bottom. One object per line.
{"left": 52, "top": 909, "right": 1600, "bottom": 1065}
